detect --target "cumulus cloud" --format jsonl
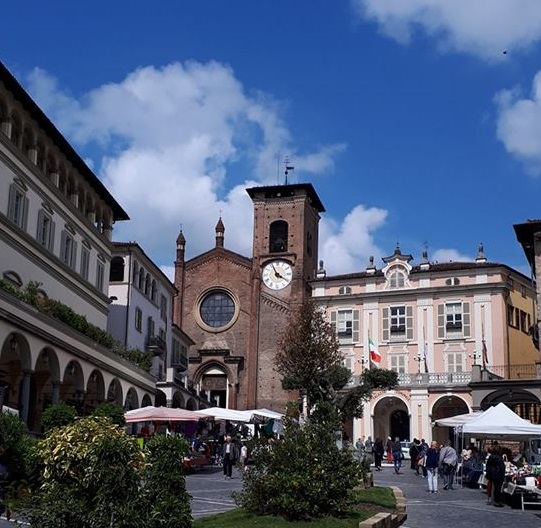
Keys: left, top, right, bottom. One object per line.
{"left": 353, "top": 0, "right": 541, "bottom": 61}
{"left": 319, "top": 205, "right": 388, "bottom": 275}
{"left": 495, "top": 71, "right": 541, "bottom": 175}
{"left": 25, "top": 62, "right": 360, "bottom": 273}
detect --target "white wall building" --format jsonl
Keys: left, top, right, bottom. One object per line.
{"left": 0, "top": 60, "right": 156, "bottom": 431}
{"left": 108, "top": 242, "right": 201, "bottom": 410}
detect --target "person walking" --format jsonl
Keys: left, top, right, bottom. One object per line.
{"left": 373, "top": 438, "right": 384, "bottom": 471}
{"left": 409, "top": 439, "right": 422, "bottom": 475}
{"left": 485, "top": 444, "right": 506, "bottom": 507}
{"left": 425, "top": 441, "right": 440, "bottom": 493}
{"left": 221, "top": 435, "right": 239, "bottom": 479}
{"left": 439, "top": 440, "right": 458, "bottom": 490}
{"left": 391, "top": 437, "right": 403, "bottom": 474}
{"left": 385, "top": 436, "right": 393, "bottom": 464}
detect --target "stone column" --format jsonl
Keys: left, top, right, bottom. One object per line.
{"left": 20, "top": 371, "right": 32, "bottom": 424}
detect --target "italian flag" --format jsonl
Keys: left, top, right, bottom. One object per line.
{"left": 369, "top": 338, "right": 381, "bottom": 365}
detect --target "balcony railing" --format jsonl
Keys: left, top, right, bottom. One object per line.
{"left": 145, "top": 335, "right": 166, "bottom": 356}
{"left": 483, "top": 364, "right": 538, "bottom": 380}
{"left": 346, "top": 370, "right": 472, "bottom": 387}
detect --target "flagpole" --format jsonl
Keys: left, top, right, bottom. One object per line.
{"left": 423, "top": 324, "right": 429, "bottom": 374}
{"left": 481, "top": 321, "right": 486, "bottom": 370}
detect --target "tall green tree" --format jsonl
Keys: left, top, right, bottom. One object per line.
{"left": 275, "top": 301, "right": 398, "bottom": 422}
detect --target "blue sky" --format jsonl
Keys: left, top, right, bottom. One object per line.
{"left": 2, "top": 0, "right": 541, "bottom": 278}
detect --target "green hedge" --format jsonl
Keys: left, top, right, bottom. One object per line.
{"left": 0, "top": 279, "right": 152, "bottom": 372}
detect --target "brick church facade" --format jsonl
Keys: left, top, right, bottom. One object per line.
{"left": 172, "top": 183, "right": 325, "bottom": 412}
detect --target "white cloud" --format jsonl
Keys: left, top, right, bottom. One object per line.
{"left": 354, "top": 0, "right": 541, "bottom": 61}
{"left": 495, "top": 71, "right": 541, "bottom": 175}
{"left": 432, "top": 248, "right": 472, "bottom": 263}
{"left": 26, "top": 62, "right": 362, "bottom": 273}
{"left": 319, "top": 205, "right": 388, "bottom": 275}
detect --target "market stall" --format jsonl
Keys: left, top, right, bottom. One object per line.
{"left": 460, "top": 403, "right": 541, "bottom": 508}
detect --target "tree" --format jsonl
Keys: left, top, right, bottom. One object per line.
{"left": 276, "top": 301, "right": 398, "bottom": 422}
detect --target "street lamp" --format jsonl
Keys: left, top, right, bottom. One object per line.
{"left": 469, "top": 350, "right": 481, "bottom": 365}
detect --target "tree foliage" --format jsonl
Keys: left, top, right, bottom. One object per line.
{"left": 235, "top": 417, "right": 362, "bottom": 521}
{"left": 276, "top": 301, "right": 398, "bottom": 421}
{"left": 41, "top": 401, "right": 77, "bottom": 432}
{"left": 276, "top": 301, "right": 343, "bottom": 412}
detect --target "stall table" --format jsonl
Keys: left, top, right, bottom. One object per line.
{"left": 503, "top": 482, "right": 541, "bottom": 510}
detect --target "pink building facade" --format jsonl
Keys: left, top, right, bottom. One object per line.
{"left": 312, "top": 245, "right": 538, "bottom": 445}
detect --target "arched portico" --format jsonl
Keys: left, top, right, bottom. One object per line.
{"left": 372, "top": 394, "right": 411, "bottom": 442}
{"left": 431, "top": 395, "right": 469, "bottom": 445}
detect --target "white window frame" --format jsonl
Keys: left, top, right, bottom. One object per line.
{"left": 337, "top": 309, "right": 353, "bottom": 339}
{"left": 390, "top": 306, "right": 406, "bottom": 337}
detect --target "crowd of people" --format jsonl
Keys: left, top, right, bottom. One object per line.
{"left": 356, "top": 436, "right": 511, "bottom": 507}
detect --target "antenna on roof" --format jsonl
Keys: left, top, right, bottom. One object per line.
{"left": 284, "top": 155, "right": 294, "bottom": 185}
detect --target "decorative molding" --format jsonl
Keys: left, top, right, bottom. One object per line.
{"left": 260, "top": 293, "right": 291, "bottom": 315}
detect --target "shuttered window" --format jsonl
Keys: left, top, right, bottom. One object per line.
{"left": 383, "top": 306, "right": 413, "bottom": 341}
{"left": 36, "top": 209, "right": 55, "bottom": 251}
{"left": 438, "top": 302, "right": 470, "bottom": 338}
{"left": 389, "top": 354, "right": 407, "bottom": 373}
{"left": 60, "top": 230, "right": 77, "bottom": 269}
{"left": 331, "top": 309, "right": 360, "bottom": 343}
{"left": 7, "top": 183, "right": 29, "bottom": 230}
{"left": 446, "top": 352, "right": 464, "bottom": 372}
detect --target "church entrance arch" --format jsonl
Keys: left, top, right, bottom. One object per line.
{"left": 198, "top": 366, "right": 228, "bottom": 408}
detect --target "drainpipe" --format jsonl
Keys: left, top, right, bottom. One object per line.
{"left": 123, "top": 248, "right": 133, "bottom": 348}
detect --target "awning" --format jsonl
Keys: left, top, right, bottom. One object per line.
{"left": 124, "top": 406, "right": 210, "bottom": 423}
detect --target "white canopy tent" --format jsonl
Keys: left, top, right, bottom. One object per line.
{"left": 461, "top": 403, "right": 541, "bottom": 439}
{"left": 435, "top": 411, "right": 483, "bottom": 428}
{"left": 124, "top": 406, "right": 209, "bottom": 423}
{"left": 194, "top": 407, "right": 252, "bottom": 423}
{"left": 194, "top": 407, "right": 284, "bottom": 424}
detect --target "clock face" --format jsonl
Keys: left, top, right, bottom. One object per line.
{"left": 262, "top": 260, "right": 293, "bottom": 290}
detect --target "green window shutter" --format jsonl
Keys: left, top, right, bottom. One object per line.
{"left": 7, "top": 183, "right": 16, "bottom": 221}
{"left": 330, "top": 311, "right": 337, "bottom": 334}
{"left": 71, "top": 241, "right": 78, "bottom": 270}
{"left": 382, "top": 307, "right": 389, "bottom": 341}
{"left": 21, "top": 195, "right": 29, "bottom": 231}
{"left": 352, "top": 309, "right": 359, "bottom": 342}
{"left": 60, "top": 231, "right": 67, "bottom": 264}
{"left": 462, "top": 302, "right": 470, "bottom": 337}
{"left": 49, "top": 220, "right": 56, "bottom": 251}
{"left": 406, "top": 306, "right": 413, "bottom": 340}
{"left": 36, "top": 209, "right": 44, "bottom": 242}
{"left": 437, "top": 304, "right": 445, "bottom": 338}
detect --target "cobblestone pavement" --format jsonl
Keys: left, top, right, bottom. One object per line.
{"left": 373, "top": 464, "right": 541, "bottom": 528}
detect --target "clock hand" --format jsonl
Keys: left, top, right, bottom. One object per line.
{"left": 272, "top": 264, "right": 283, "bottom": 279}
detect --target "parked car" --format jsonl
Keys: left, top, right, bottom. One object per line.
{"left": 400, "top": 440, "right": 411, "bottom": 460}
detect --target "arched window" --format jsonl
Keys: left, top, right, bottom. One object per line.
{"left": 10, "top": 113, "right": 21, "bottom": 148}
{"left": 389, "top": 269, "right": 405, "bottom": 289}
{"left": 338, "top": 286, "right": 352, "bottom": 295}
{"left": 110, "top": 256, "right": 125, "bottom": 282}
{"left": 22, "top": 126, "right": 34, "bottom": 158}
{"left": 3, "top": 270, "right": 23, "bottom": 288}
{"left": 138, "top": 268, "right": 145, "bottom": 290}
{"left": 269, "top": 220, "right": 288, "bottom": 253}
{"left": 145, "top": 273, "right": 151, "bottom": 295}
{"left": 151, "top": 279, "right": 157, "bottom": 302}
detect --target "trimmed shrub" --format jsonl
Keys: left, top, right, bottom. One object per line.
{"left": 144, "top": 434, "right": 192, "bottom": 528}
{"left": 26, "top": 416, "right": 146, "bottom": 528}
{"left": 41, "top": 402, "right": 77, "bottom": 432}
{"left": 91, "top": 402, "right": 126, "bottom": 426}
{"left": 235, "top": 416, "right": 363, "bottom": 521}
